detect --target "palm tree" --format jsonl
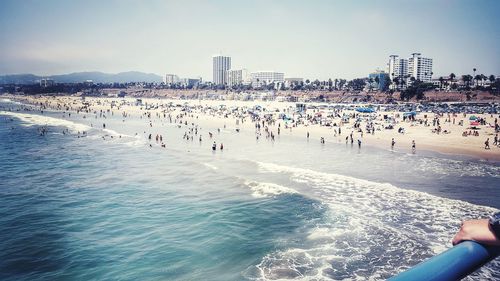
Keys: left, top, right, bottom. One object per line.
{"left": 473, "top": 68, "right": 477, "bottom": 77}
{"left": 439, "top": 77, "right": 444, "bottom": 90}
{"left": 393, "top": 77, "right": 399, "bottom": 90}
{"left": 448, "top": 73, "right": 456, "bottom": 90}
{"left": 489, "top": 75, "right": 496, "bottom": 89}
{"left": 474, "top": 74, "right": 482, "bottom": 87}
{"left": 462, "top": 74, "right": 472, "bottom": 89}
{"left": 368, "top": 78, "right": 374, "bottom": 91}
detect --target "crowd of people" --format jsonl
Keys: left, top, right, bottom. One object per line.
{"left": 2, "top": 96, "right": 499, "bottom": 159}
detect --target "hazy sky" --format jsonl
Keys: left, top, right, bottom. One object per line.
{"left": 1, "top": 0, "right": 499, "bottom": 80}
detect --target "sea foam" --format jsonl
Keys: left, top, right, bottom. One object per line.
{"left": 0, "top": 111, "right": 90, "bottom": 133}
{"left": 248, "top": 161, "right": 499, "bottom": 280}
{"left": 244, "top": 180, "right": 297, "bottom": 198}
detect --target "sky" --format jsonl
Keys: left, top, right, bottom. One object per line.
{"left": 0, "top": 0, "right": 499, "bottom": 81}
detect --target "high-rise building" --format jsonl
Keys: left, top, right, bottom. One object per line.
{"left": 251, "top": 71, "right": 285, "bottom": 88}
{"left": 388, "top": 55, "right": 408, "bottom": 82}
{"left": 408, "top": 53, "right": 433, "bottom": 82}
{"left": 388, "top": 53, "right": 433, "bottom": 89}
{"left": 212, "top": 55, "right": 231, "bottom": 85}
{"left": 226, "top": 69, "right": 250, "bottom": 86}
{"left": 39, "top": 78, "right": 55, "bottom": 87}
{"left": 165, "top": 74, "right": 179, "bottom": 84}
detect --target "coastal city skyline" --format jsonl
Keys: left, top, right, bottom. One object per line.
{"left": 1, "top": 0, "right": 499, "bottom": 80}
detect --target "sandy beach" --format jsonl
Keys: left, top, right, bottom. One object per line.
{"left": 3, "top": 94, "right": 500, "bottom": 161}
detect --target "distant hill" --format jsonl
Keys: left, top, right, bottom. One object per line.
{"left": 0, "top": 71, "right": 163, "bottom": 84}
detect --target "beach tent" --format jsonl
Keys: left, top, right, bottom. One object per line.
{"left": 469, "top": 116, "right": 478, "bottom": 120}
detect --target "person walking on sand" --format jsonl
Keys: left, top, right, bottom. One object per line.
{"left": 220, "top": 143, "right": 223, "bottom": 150}
{"left": 485, "top": 138, "right": 490, "bottom": 150}
{"left": 412, "top": 140, "right": 416, "bottom": 153}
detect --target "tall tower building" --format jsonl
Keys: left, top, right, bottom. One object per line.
{"left": 388, "top": 55, "right": 408, "bottom": 89}
{"left": 388, "top": 55, "right": 408, "bottom": 80}
{"left": 408, "top": 53, "right": 433, "bottom": 82}
{"left": 165, "top": 74, "right": 179, "bottom": 84}
{"left": 212, "top": 55, "right": 231, "bottom": 85}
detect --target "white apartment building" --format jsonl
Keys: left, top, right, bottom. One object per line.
{"left": 388, "top": 55, "right": 408, "bottom": 81}
{"left": 251, "top": 71, "right": 285, "bottom": 88}
{"left": 388, "top": 53, "right": 433, "bottom": 89}
{"left": 226, "top": 69, "right": 250, "bottom": 86}
{"left": 212, "top": 55, "right": 231, "bottom": 85}
{"left": 165, "top": 74, "right": 179, "bottom": 84}
{"left": 408, "top": 53, "right": 433, "bottom": 82}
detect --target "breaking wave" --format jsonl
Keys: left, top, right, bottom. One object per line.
{"left": 0, "top": 111, "right": 90, "bottom": 133}
{"left": 0, "top": 98, "right": 24, "bottom": 105}
{"left": 244, "top": 180, "right": 298, "bottom": 198}
{"left": 245, "top": 161, "right": 498, "bottom": 280}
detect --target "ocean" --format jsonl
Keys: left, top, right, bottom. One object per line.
{"left": 0, "top": 98, "right": 499, "bottom": 280}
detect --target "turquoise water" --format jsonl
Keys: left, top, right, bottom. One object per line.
{"left": 0, "top": 98, "right": 499, "bottom": 280}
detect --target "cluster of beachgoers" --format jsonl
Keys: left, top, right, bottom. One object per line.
{"left": 2, "top": 95, "right": 499, "bottom": 161}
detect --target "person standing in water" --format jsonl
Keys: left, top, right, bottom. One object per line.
{"left": 412, "top": 140, "right": 416, "bottom": 153}
{"left": 391, "top": 138, "right": 395, "bottom": 150}
{"left": 212, "top": 142, "right": 217, "bottom": 151}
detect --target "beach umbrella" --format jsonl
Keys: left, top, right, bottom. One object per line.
{"left": 469, "top": 116, "right": 477, "bottom": 120}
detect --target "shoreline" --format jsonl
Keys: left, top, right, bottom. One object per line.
{"left": 1, "top": 94, "right": 499, "bottom": 162}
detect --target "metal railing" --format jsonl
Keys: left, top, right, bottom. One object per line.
{"left": 390, "top": 241, "right": 500, "bottom": 281}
